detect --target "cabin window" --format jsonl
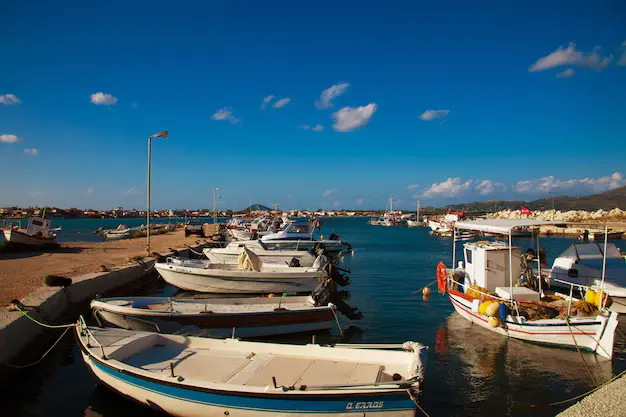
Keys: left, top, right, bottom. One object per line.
{"left": 465, "top": 249, "right": 472, "bottom": 264}
{"left": 32, "top": 220, "right": 44, "bottom": 226}
{"left": 290, "top": 225, "right": 309, "bottom": 233}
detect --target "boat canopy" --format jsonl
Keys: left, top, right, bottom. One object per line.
{"left": 454, "top": 219, "right": 561, "bottom": 235}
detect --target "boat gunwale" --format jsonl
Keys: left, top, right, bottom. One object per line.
{"left": 75, "top": 328, "right": 421, "bottom": 399}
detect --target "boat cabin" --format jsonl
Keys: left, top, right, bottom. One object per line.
{"left": 26, "top": 217, "right": 53, "bottom": 238}
{"left": 462, "top": 241, "right": 522, "bottom": 294}
{"left": 261, "top": 221, "right": 312, "bottom": 241}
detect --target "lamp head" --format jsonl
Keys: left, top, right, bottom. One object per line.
{"left": 150, "top": 131, "right": 169, "bottom": 139}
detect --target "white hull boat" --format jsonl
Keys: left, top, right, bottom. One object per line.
{"left": 447, "top": 290, "right": 618, "bottom": 359}
{"left": 76, "top": 322, "right": 425, "bottom": 417}
{"left": 406, "top": 220, "right": 422, "bottom": 228}
{"left": 91, "top": 295, "right": 336, "bottom": 337}
{"left": 261, "top": 220, "right": 351, "bottom": 255}
{"left": 204, "top": 241, "right": 315, "bottom": 266}
{"left": 155, "top": 257, "right": 324, "bottom": 294}
{"left": 1, "top": 217, "right": 56, "bottom": 247}
{"left": 436, "top": 218, "right": 621, "bottom": 359}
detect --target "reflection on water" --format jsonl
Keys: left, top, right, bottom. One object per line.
{"left": 4, "top": 218, "right": 626, "bottom": 417}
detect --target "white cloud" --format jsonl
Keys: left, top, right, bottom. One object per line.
{"left": 475, "top": 180, "right": 505, "bottom": 195}
{"left": 299, "top": 124, "right": 324, "bottom": 132}
{"left": 123, "top": 188, "right": 137, "bottom": 195}
{"left": 556, "top": 68, "right": 575, "bottom": 78}
{"left": 323, "top": 188, "right": 339, "bottom": 197}
{"left": 0, "top": 134, "right": 23, "bottom": 143}
{"left": 619, "top": 42, "right": 626, "bottom": 66}
{"left": 529, "top": 43, "right": 612, "bottom": 72}
{"left": 90, "top": 92, "right": 118, "bottom": 105}
{"left": 0, "top": 94, "right": 21, "bottom": 105}
{"left": 272, "top": 98, "right": 291, "bottom": 109}
{"left": 315, "top": 83, "right": 349, "bottom": 109}
{"left": 407, "top": 184, "right": 420, "bottom": 190}
{"left": 261, "top": 95, "right": 275, "bottom": 110}
{"left": 30, "top": 190, "right": 45, "bottom": 199}
{"left": 355, "top": 198, "right": 364, "bottom": 206}
{"left": 23, "top": 148, "right": 38, "bottom": 155}
{"left": 87, "top": 187, "right": 94, "bottom": 194}
{"left": 515, "top": 172, "right": 626, "bottom": 194}
{"left": 422, "top": 177, "right": 473, "bottom": 198}
{"left": 211, "top": 107, "right": 241, "bottom": 124}
{"left": 332, "top": 103, "right": 377, "bottom": 132}
{"left": 419, "top": 109, "right": 449, "bottom": 121}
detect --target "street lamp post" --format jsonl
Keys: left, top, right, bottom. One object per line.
{"left": 147, "top": 130, "right": 168, "bottom": 256}
{"left": 214, "top": 187, "right": 222, "bottom": 226}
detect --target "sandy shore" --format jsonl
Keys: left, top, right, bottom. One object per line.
{"left": 0, "top": 230, "right": 207, "bottom": 306}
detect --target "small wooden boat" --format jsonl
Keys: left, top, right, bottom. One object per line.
{"left": 155, "top": 252, "right": 326, "bottom": 294}
{"left": 76, "top": 322, "right": 426, "bottom": 417}
{"left": 91, "top": 295, "right": 338, "bottom": 337}
{"left": 1, "top": 217, "right": 56, "bottom": 247}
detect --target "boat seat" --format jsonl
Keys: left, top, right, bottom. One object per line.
{"left": 244, "top": 356, "right": 314, "bottom": 387}
{"left": 295, "top": 360, "right": 382, "bottom": 386}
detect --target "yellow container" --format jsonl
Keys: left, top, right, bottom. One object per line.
{"left": 585, "top": 289, "right": 596, "bottom": 304}
{"left": 488, "top": 316, "right": 500, "bottom": 328}
{"left": 479, "top": 301, "right": 492, "bottom": 315}
{"left": 486, "top": 302, "right": 501, "bottom": 317}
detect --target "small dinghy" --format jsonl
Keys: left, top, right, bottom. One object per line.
{"left": 76, "top": 321, "right": 426, "bottom": 417}
{"left": 155, "top": 249, "right": 329, "bottom": 294}
{"left": 91, "top": 295, "right": 340, "bottom": 337}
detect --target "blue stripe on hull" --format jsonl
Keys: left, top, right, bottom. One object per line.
{"left": 92, "top": 359, "right": 415, "bottom": 414}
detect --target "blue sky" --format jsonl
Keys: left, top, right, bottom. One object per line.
{"left": 1, "top": 1, "right": 626, "bottom": 210}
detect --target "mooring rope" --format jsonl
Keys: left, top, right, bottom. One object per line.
{"left": 14, "top": 304, "right": 75, "bottom": 329}
{"left": 2, "top": 325, "right": 73, "bottom": 369}
{"left": 565, "top": 318, "right": 598, "bottom": 387}
{"left": 406, "top": 388, "right": 431, "bottom": 417}
{"left": 549, "top": 368, "right": 626, "bottom": 406}
{"left": 330, "top": 306, "right": 344, "bottom": 336}
{"left": 184, "top": 245, "right": 206, "bottom": 256}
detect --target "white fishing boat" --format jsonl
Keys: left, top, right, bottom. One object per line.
{"left": 203, "top": 240, "right": 316, "bottom": 266}
{"left": 105, "top": 224, "right": 133, "bottom": 239}
{"left": 406, "top": 201, "right": 422, "bottom": 227}
{"left": 261, "top": 220, "right": 351, "bottom": 254}
{"left": 579, "top": 229, "right": 624, "bottom": 241}
{"left": 91, "top": 295, "right": 338, "bottom": 337}
{"left": 1, "top": 217, "right": 56, "bottom": 247}
{"left": 428, "top": 212, "right": 468, "bottom": 235}
{"left": 437, "top": 219, "right": 619, "bottom": 359}
{"left": 155, "top": 250, "right": 327, "bottom": 294}
{"left": 76, "top": 321, "right": 426, "bottom": 417}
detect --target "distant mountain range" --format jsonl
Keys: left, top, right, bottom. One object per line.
{"left": 245, "top": 204, "right": 272, "bottom": 211}
{"left": 437, "top": 186, "right": 626, "bottom": 213}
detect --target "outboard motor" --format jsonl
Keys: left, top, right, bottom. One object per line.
{"left": 311, "top": 280, "right": 363, "bottom": 320}
{"left": 326, "top": 263, "right": 350, "bottom": 286}
{"left": 328, "top": 233, "right": 341, "bottom": 241}
{"left": 288, "top": 257, "right": 301, "bottom": 267}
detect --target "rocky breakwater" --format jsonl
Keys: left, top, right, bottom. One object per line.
{"left": 484, "top": 208, "right": 626, "bottom": 236}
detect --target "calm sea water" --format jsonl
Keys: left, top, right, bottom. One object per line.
{"left": 4, "top": 218, "right": 626, "bottom": 417}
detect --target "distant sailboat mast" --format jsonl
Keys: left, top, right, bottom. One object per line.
{"left": 416, "top": 200, "right": 420, "bottom": 223}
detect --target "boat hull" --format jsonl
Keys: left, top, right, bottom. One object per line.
{"left": 447, "top": 290, "right": 618, "bottom": 359}
{"left": 1, "top": 228, "right": 56, "bottom": 247}
{"left": 156, "top": 264, "right": 321, "bottom": 294}
{"left": 82, "top": 352, "right": 416, "bottom": 417}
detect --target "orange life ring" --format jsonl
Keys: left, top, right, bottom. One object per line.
{"left": 436, "top": 262, "right": 447, "bottom": 294}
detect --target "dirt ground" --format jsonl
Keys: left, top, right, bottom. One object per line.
{"left": 0, "top": 230, "right": 206, "bottom": 306}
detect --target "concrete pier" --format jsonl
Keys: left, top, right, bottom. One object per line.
{"left": 557, "top": 373, "right": 626, "bottom": 417}
{"left": 0, "top": 242, "right": 208, "bottom": 376}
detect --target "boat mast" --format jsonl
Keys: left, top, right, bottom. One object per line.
{"left": 416, "top": 200, "right": 420, "bottom": 223}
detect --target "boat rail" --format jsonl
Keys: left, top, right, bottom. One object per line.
{"left": 78, "top": 316, "right": 107, "bottom": 359}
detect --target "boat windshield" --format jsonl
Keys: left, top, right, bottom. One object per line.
{"left": 563, "top": 243, "right": 623, "bottom": 260}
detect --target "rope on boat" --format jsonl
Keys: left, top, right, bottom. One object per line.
{"left": 405, "top": 388, "right": 431, "bottom": 417}
{"left": 1, "top": 325, "right": 73, "bottom": 369}
{"left": 565, "top": 318, "right": 598, "bottom": 387}
{"left": 330, "top": 306, "right": 344, "bottom": 336}
{"left": 549, "top": 368, "right": 626, "bottom": 406}
{"left": 184, "top": 245, "right": 205, "bottom": 256}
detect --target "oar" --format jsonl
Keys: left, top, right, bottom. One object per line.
{"left": 411, "top": 279, "right": 437, "bottom": 295}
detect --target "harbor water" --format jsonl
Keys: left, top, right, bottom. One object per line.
{"left": 4, "top": 217, "right": 626, "bottom": 416}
